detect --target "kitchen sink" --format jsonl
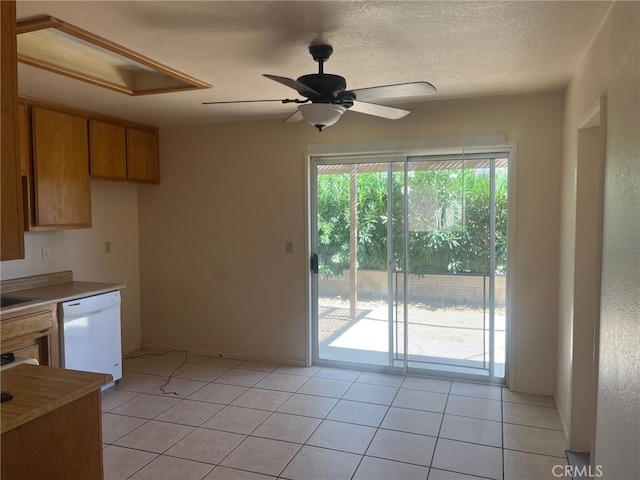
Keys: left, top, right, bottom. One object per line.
{"left": 0, "top": 296, "right": 40, "bottom": 308}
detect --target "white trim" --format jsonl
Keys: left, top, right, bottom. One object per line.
{"left": 507, "top": 141, "right": 518, "bottom": 390}
{"left": 578, "top": 99, "right": 601, "bottom": 129}
{"left": 139, "top": 344, "right": 307, "bottom": 367}
{"left": 307, "top": 135, "right": 506, "bottom": 157}
{"left": 307, "top": 139, "right": 515, "bottom": 383}
{"left": 304, "top": 152, "right": 312, "bottom": 366}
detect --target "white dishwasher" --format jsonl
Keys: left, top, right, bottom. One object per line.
{"left": 60, "top": 291, "right": 122, "bottom": 389}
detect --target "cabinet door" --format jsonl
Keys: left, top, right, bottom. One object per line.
{"left": 127, "top": 128, "right": 159, "bottom": 183}
{"left": 0, "top": 1, "right": 24, "bottom": 260}
{"left": 18, "top": 102, "right": 30, "bottom": 176}
{"left": 89, "top": 119, "right": 127, "bottom": 180}
{"left": 32, "top": 107, "right": 91, "bottom": 227}
{"left": 10, "top": 343, "right": 42, "bottom": 364}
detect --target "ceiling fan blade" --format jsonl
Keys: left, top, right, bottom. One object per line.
{"left": 284, "top": 109, "right": 304, "bottom": 123}
{"left": 349, "top": 101, "right": 410, "bottom": 120}
{"left": 202, "top": 99, "right": 288, "bottom": 105}
{"left": 351, "top": 81, "right": 436, "bottom": 103}
{"left": 264, "top": 74, "right": 321, "bottom": 98}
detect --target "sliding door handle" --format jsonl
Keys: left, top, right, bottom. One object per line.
{"left": 310, "top": 254, "right": 319, "bottom": 274}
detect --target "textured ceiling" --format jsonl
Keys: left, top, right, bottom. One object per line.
{"left": 16, "top": 1, "right": 612, "bottom": 127}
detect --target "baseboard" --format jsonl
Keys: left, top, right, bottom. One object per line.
{"left": 139, "top": 343, "right": 306, "bottom": 367}
{"left": 555, "top": 394, "right": 571, "bottom": 448}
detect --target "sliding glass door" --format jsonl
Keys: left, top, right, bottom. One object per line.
{"left": 311, "top": 151, "right": 509, "bottom": 381}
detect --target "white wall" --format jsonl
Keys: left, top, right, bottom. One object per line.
{"left": 0, "top": 181, "right": 142, "bottom": 354}
{"left": 558, "top": 2, "right": 639, "bottom": 476}
{"left": 138, "top": 91, "right": 564, "bottom": 394}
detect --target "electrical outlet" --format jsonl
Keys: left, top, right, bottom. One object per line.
{"left": 285, "top": 241, "right": 294, "bottom": 254}
{"left": 42, "top": 247, "right": 50, "bottom": 261}
{"left": 105, "top": 241, "right": 111, "bottom": 254}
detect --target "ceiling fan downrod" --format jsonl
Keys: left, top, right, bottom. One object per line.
{"left": 309, "top": 44, "right": 333, "bottom": 75}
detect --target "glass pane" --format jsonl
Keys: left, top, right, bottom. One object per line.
{"left": 493, "top": 163, "right": 509, "bottom": 378}
{"left": 316, "top": 163, "right": 393, "bottom": 367}
{"left": 404, "top": 159, "right": 498, "bottom": 376}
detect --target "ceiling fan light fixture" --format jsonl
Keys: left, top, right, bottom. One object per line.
{"left": 298, "top": 103, "right": 346, "bottom": 131}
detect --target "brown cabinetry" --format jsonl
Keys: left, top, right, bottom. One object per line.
{"left": 18, "top": 101, "right": 29, "bottom": 175}
{"left": 1, "top": 0, "right": 25, "bottom": 260}
{"left": 19, "top": 99, "right": 160, "bottom": 232}
{"left": 90, "top": 120, "right": 159, "bottom": 183}
{"left": 1, "top": 364, "right": 109, "bottom": 480}
{"left": 0, "top": 303, "right": 59, "bottom": 367}
{"left": 89, "top": 119, "right": 127, "bottom": 179}
{"left": 127, "top": 127, "right": 160, "bottom": 183}
{"left": 31, "top": 107, "right": 92, "bottom": 228}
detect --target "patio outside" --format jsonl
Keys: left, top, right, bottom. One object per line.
{"left": 317, "top": 272, "right": 506, "bottom": 378}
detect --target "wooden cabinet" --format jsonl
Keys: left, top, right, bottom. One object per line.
{"left": 31, "top": 107, "right": 92, "bottom": 228}
{"left": 90, "top": 120, "right": 159, "bottom": 183}
{"left": 1, "top": 364, "right": 109, "bottom": 479}
{"left": 0, "top": 0, "right": 25, "bottom": 260}
{"left": 0, "top": 303, "right": 59, "bottom": 367}
{"left": 19, "top": 100, "right": 160, "bottom": 231}
{"left": 89, "top": 119, "right": 127, "bottom": 180}
{"left": 18, "top": 101, "right": 29, "bottom": 175}
{"left": 127, "top": 127, "right": 159, "bottom": 183}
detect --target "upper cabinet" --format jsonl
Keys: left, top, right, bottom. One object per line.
{"left": 89, "top": 119, "right": 127, "bottom": 180}
{"left": 1, "top": 0, "right": 25, "bottom": 260}
{"left": 127, "top": 128, "right": 159, "bottom": 183}
{"left": 89, "top": 120, "right": 159, "bottom": 183}
{"left": 31, "top": 107, "right": 91, "bottom": 228}
{"left": 18, "top": 98, "right": 160, "bottom": 232}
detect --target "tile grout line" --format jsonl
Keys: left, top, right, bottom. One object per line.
{"left": 211, "top": 366, "right": 356, "bottom": 478}
{"left": 347, "top": 376, "right": 403, "bottom": 480}
{"left": 426, "top": 378, "right": 452, "bottom": 478}
{"left": 278, "top": 368, "right": 362, "bottom": 478}
{"left": 188, "top": 362, "right": 296, "bottom": 478}
{"left": 112, "top": 360, "right": 563, "bottom": 479}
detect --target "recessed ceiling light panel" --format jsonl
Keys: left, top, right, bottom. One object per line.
{"left": 17, "top": 15, "right": 211, "bottom": 95}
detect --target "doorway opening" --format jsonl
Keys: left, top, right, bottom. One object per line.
{"left": 310, "top": 149, "right": 511, "bottom": 382}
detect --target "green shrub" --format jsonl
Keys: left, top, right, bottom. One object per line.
{"left": 317, "top": 165, "right": 508, "bottom": 277}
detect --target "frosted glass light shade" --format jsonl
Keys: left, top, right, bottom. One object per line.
{"left": 299, "top": 103, "right": 346, "bottom": 131}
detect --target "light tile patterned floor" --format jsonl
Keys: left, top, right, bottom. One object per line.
{"left": 102, "top": 353, "right": 568, "bottom": 480}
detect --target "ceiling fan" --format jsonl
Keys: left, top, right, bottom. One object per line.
{"left": 202, "top": 44, "right": 436, "bottom": 131}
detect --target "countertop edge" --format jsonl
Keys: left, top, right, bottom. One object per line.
{"left": 0, "top": 282, "right": 126, "bottom": 316}
{"left": 1, "top": 364, "right": 112, "bottom": 434}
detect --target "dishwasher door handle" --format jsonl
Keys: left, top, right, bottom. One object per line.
{"left": 62, "top": 304, "right": 120, "bottom": 322}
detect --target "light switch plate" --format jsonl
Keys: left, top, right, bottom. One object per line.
{"left": 42, "top": 247, "right": 50, "bottom": 261}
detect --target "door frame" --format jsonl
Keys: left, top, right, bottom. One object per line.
{"left": 305, "top": 137, "right": 516, "bottom": 385}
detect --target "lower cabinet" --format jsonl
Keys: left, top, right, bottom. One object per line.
{"left": 0, "top": 304, "right": 59, "bottom": 367}
{"left": 1, "top": 365, "right": 109, "bottom": 480}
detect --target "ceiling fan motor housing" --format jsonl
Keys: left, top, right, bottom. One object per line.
{"left": 297, "top": 74, "right": 347, "bottom": 102}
